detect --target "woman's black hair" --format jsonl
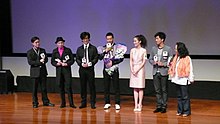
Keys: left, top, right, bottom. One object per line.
{"left": 176, "top": 42, "right": 189, "bottom": 58}
{"left": 134, "top": 34, "right": 147, "bottom": 48}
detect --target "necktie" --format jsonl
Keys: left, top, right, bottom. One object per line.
{"left": 33, "top": 48, "right": 39, "bottom": 56}
{"left": 84, "top": 45, "right": 87, "bottom": 63}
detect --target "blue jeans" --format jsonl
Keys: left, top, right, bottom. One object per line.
{"left": 176, "top": 84, "right": 191, "bottom": 115}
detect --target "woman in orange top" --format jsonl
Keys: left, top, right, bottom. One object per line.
{"left": 169, "top": 42, "right": 194, "bottom": 117}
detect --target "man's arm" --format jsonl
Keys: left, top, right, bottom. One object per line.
{"left": 90, "top": 47, "right": 99, "bottom": 66}
{"left": 27, "top": 50, "right": 41, "bottom": 66}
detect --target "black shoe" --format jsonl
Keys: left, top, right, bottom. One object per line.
{"left": 161, "top": 108, "right": 166, "bottom": 113}
{"left": 43, "top": 103, "right": 55, "bottom": 107}
{"left": 60, "top": 104, "right": 66, "bottom": 108}
{"left": 79, "top": 104, "right": 87, "bottom": 109}
{"left": 70, "top": 104, "right": 77, "bottom": 108}
{"left": 91, "top": 104, "right": 96, "bottom": 109}
{"left": 33, "top": 104, "right": 38, "bottom": 108}
{"left": 153, "top": 108, "right": 162, "bottom": 113}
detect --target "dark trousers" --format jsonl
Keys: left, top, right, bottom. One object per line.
{"left": 58, "top": 73, "right": 74, "bottom": 106}
{"left": 31, "top": 76, "right": 49, "bottom": 105}
{"left": 153, "top": 72, "right": 168, "bottom": 109}
{"left": 176, "top": 84, "right": 191, "bottom": 115}
{"left": 79, "top": 67, "right": 96, "bottom": 105}
{"left": 103, "top": 69, "right": 120, "bottom": 105}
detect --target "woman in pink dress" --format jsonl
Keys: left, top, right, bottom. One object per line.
{"left": 130, "top": 35, "right": 147, "bottom": 111}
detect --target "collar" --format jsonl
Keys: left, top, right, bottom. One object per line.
{"left": 84, "top": 43, "right": 90, "bottom": 48}
{"left": 158, "top": 44, "right": 165, "bottom": 49}
{"left": 33, "top": 47, "right": 39, "bottom": 50}
{"left": 58, "top": 47, "right": 64, "bottom": 50}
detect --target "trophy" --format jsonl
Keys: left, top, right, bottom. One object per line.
{"left": 106, "top": 43, "right": 112, "bottom": 52}
{"left": 40, "top": 53, "right": 45, "bottom": 63}
{"left": 82, "top": 57, "right": 86, "bottom": 64}
{"left": 55, "top": 58, "right": 61, "bottom": 63}
{"left": 40, "top": 53, "right": 45, "bottom": 59}
{"left": 153, "top": 54, "right": 158, "bottom": 62}
{"left": 63, "top": 55, "right": 70, "bottom": 63}
{"left": 163, "top": 51, "right": 168, "bottom": 60}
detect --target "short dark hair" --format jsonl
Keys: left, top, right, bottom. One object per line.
{"left": 31, "top": 36, "right": 40, "bottom": 43}
{"left": 80, "top": 32, "right": 90, "bottom": 40}
{"left": 106, "top": 32, "right": 114, "bottom": 38}
{"left": 176, "top": 42, "right": 189, "bottom": 58}
{"left": 134, "top": 34, "right": 147, "bottom": 48}
{"left": 154, "top": 32, "right": 166, "bottom": 41}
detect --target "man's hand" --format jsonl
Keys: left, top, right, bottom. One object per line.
{"left": 40, "top": 59, "right": 44, "bottom": 63}
{"left": 56, "top": 62, "right": 62, "bottom": 66}
{"left": 62, "top": 62, "right": 68, "bottom": 66}
{"left": 82, "top": 63, "right": 89, "bottom": 68}
{"left": 157, "top": 61, "right": 164, "bottom": 66}
{"left": 105, "top": 47, "right": 112, "bottom": 53}
{"left": 106, "top": 60, "right": 112, "bottom": 68}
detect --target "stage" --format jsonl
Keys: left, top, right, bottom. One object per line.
{"left": 0, "top": 93, "right": 220, "bottom": 124}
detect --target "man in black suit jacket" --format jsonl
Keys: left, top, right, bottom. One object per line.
{"left": 76, "top": 32, "right": 98, "bottom": 109}
{"left": 27, "top": 36, "right": 54, "bottom": 108}
{"left": 99, "top": 32, "right": 124, "bottom": 110}
{"left": 51, "top": 37, "right": 76, "bottom": 108}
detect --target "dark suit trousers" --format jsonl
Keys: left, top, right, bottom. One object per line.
{"left": 153, "top": 72, "right": 168, "bottom": 109}
{"left": 31, "top": 76, "right": 49, "bottom": 105}
{"left": 103, "top": 69, "right": 120, "bottom": 105}
{"left": 79, "top": 67, "right": 96, "bottom": 105}
{"left": 58, "top": 72, "right": 74, "bottom": 105}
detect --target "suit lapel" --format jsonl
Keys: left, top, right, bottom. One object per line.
{"left": 32, "top": 48, "right": 40, "bottom": 60}
{"left": 39, "top": 48, "right": 44, "bottom": 59}
{"left": 61, "top": 48, "right": 67, "bottom": 59}
{"left": 88, "top": 44, "right": 92, "bottom": 61}
{"left": 55, "top": 48, "right": 62, "bottom": 59}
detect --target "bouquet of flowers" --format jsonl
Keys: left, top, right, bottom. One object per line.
{"left": 98, "top": 43, "right": 127, "bottom": 75}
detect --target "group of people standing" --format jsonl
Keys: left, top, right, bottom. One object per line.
{"left": 27, "top": 31, "right": 194, "bottom": 117}
{"left": 27, "top": 32, "right": 123, "bottom": 110}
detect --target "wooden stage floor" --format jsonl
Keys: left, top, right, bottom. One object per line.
{"left": 0, "top": 93, "right": 220, "bottom": 124}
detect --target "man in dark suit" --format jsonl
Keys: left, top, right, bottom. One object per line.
{"left": 27, "top": 36, "right": 55, "bottom": 108}
{"left": 99, "top": 32, "right": 124, "bottom": 110}
{"left": 76, "top": 32, "right": 98, "bottom": 109}
{"left": 51, "top": 37, "right": 76, "bottom": 108}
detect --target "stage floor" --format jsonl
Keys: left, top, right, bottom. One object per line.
{"left": 0, "top": 93, "right": 220, "bottom": 124}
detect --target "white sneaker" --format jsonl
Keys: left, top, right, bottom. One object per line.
{"left": 104, "top": 104, "right": 111, "bottom": 109}
{"left": 115, "top": 104, "right": 120, "bottom": 110}
{"left": 134, "top": 108, "right": 138, "bottom": 112}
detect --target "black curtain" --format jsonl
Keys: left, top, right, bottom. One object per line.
{"left": 0, "top": 0, "right": 13, "bottom": 69}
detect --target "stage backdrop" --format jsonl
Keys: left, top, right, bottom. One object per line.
{"left": 11, "top": 0, "right": 220, "bottom": 55}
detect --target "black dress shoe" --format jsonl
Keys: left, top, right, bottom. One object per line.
{"left": 161, "top": 108, "right": 166, "bottom": 113}
{"left": 79, "top": 104, "right": 87, "bottom": 109}
{"left": 33, "top": 104, "right": 38, "bottom": 108}
{"left": 43, "top": 103, "right": 55, "bottom": 107}
{"left": 70, "top": 104, "right": 77, "bottom": 108}
{"left": 91, "top": 104, "right": 96, "bottom": 109}
{"left": 60, "top": 104, "right": 66, "bottom": 108}
{"left": 153, "top": 108, "right": 162, "bottom": 113}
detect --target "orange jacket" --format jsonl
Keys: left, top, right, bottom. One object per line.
{"left": 169, "top": 55, "right": 191, "bottom": 78}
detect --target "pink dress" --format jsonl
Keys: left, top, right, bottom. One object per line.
{"left": 129, "top": 47, "right": 146, "bottom": 88}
